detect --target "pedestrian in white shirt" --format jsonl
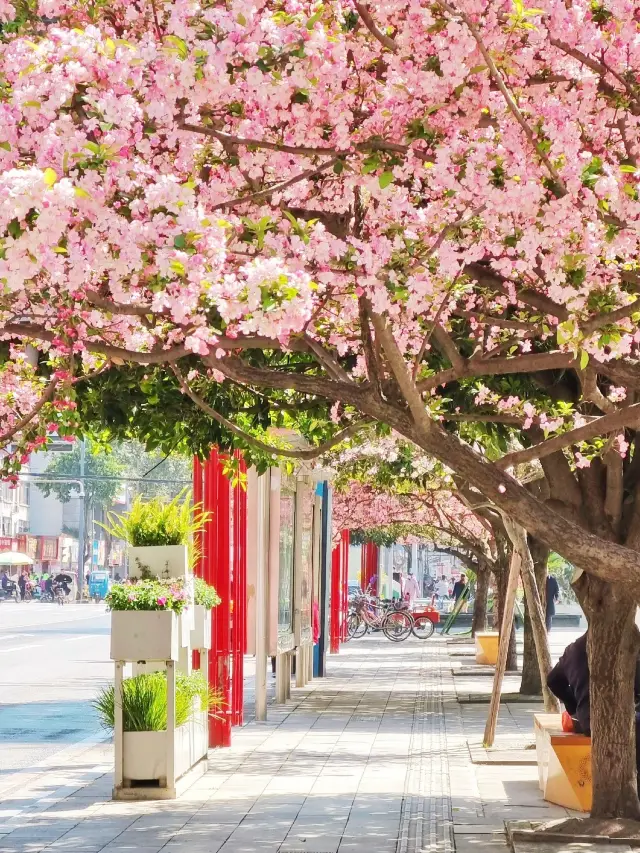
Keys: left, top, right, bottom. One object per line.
{"left": 436, "top": 575, "right": 450, "bottom": 599}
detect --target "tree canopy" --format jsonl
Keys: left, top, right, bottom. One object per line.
{"left": 3, "top": 0, "right": 640, "bottom": 818}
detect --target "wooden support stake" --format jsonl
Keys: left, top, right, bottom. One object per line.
{"left": 505, "top": 520, "right": 560, "bottom": 714}
{"left": 483, "top": 545, "right": 521, "bottom": 747}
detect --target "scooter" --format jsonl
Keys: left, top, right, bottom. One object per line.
{"left": 0, "top": 580, "right": 19, "bottom": 602}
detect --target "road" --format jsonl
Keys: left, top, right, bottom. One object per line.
{"left": 0, "top": 602, "right": 110, "bottom": 787}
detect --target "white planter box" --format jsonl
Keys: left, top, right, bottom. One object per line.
{"left": 179, "top": 611, "right": 193, "bottom": 648}
{"left": 110, "top": 610, "right": 178, "bottom": 662}
{"left": 122, "top": 712, "right": 208, "bottom": 785}
{"left": 191, "top": 605, "right": 211, "bottom": 650}
{"left": 128, "top": 545, "right": 188, "bottom": 581}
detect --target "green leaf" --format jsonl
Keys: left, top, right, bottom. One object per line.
{"left": 23, "top": 100, "right": 41, "bottom": 108}
{"left": 170, "top": 259, "right": 186, "bottom": 276}
{"left": 43, "top": 168, "right": 58, "bottom": 187}
{"left": 306, "top": 7, "right": 323, "bottom": 29}
{"left": 379, "top": 171, "right": 394, "bottom": 189}
{"left": 620, "top": 164, "right": 637, "bottom": 173}
{"left": 173, "top": 234, "right": 187, "bottom": 250}
{"left": 0, "top": 141, "right": 11, "bottom": 151}
{"left": 236, "top": 12, "right": 246, "bottom": 25}
{"left": 164, "top": 35, "right": 189, "bottom": 61}
{"left": 74, "top": 186, "right": 92, "bottom": 199}
{"left": 580, "top": 350, "right": 589, "bottom": 371}
{"left": 7, "top": 218, "right": 23, "bottom": 240}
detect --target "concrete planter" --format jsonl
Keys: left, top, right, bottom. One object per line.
{"left": 191, "top": 605, "right": 212, "bottom": 650}
{"left": 110, "top": 610, "right": 178, "bottom": 662}
{"left": 121, "top": 711, "right": 208, "bottom": 788}
{"left": 474, "top": 631, "right": 499, "bottom": 665}
{"left": 128, "top": 545, "right": 188, "bottom": 581}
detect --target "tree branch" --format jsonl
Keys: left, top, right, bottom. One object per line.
{"left": 418, "top": 350, "right": 578, "bottom": 392}
{"left": 497, "top": 403, "right": 640, "bottom": 470}
{"left": 212, "top": 157, "right": 340, "bottom": 210}
{"left": 171, "top": 364, "right": 367, "bottom": 460}
{"left": 302, "top": 335, "right": 353, "bottom": 384}
{"left": 431, "top": 325, "right": 465, "bottom": 371}
{"left": 436, "top": 0, "right": 566, "bottom": 195}
{"left": 0, "top": 377, "right": 58, "bottom": 447}
{"left": 353, "top": 3, "right": 398, "bottom": 52}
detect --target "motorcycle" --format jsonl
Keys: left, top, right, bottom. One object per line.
{"left": 0, "top": 580, "right": 18, "bottom": 602}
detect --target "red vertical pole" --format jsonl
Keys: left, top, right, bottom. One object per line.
{"left": 204, "top": 452, "right": 217, "bottom": 745}
{"left": 360, "top": 544, "right": 366, "bottom": 593}
{"left": 192, "top": 457, "right": 204, "bottom": 671}
{"left": 193, "top": 456, "right": 204, "bottom": 580}
{"left": 211, "top": 451, "right": 232, "bottom": 747}
{"left": 231, "top": 454, "right": 247, "bottom": 727}
{"left": 369, "top": 542, "right": 379, "bottom": 595}
{"left": 330, "top": 544, "right": 341, "bottom": 653}
{"left": 340, "top": 529, "right": 349, "bottom": 641}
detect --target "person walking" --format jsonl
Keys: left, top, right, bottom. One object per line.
{"left": 436, "top": 574, "right": 450, "bottom": 600}
{"left": 452, "top": 574, "right": 468, "bottom": 602}
{"left": 17, "top": 571, "right": 26, "bottom": 601}
{"left": 403, "top": 570, "right": 420, "bottom": 607}
{"left": 545, "top": 573, "right": 560, "bottom": 631}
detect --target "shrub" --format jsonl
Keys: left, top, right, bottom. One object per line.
{"left": 99, "top": 489, "right": 209, "bottom": 547}
{"left": 106, "top": 578, "right": 188, "bottom": 614}
{"left": 194, "top": 577, "right": 221, "bottom": 610}
{"left": 93, "top": 670, "right": 222, "bottom": 732}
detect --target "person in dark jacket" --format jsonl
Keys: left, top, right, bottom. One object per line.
{"left": 545, "top": 574, "right": 560, "bottom": 631}
{"left": 547, "top": 631, "right": 640, "bottom": 782}
{"left": 452, "top": 574, "right": 468, "bottom": 603}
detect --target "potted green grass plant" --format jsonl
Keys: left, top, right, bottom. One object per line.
{"left": 94, "top": 670, "right": 221, "bottom": 786}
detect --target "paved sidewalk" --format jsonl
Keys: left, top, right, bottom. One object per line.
{"left": 0, "top": 636, "right": 576, "bottom": 853}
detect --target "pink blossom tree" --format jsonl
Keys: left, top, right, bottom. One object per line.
{"left": 2, "top": 0, "right": 640, "bottom": 817}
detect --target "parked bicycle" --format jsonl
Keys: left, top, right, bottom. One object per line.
{"left": 347, "top": 595, "right": 413, "bottom": 642}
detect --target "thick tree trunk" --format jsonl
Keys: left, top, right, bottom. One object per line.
{"left": 493, "top": 566, "right": 517, "bottom": 672}
{"left": 520, "top": 537, "right": 548, "bottom": 696}
{"left": 471, "top": 561, "right": 489, "bottom": 637}
{"left": 582, "top": 576, "right": 640, "bottom": 819}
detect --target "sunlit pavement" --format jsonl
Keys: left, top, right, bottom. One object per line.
{"left": 0, "top": 628, "right": 584, "bottom": 853}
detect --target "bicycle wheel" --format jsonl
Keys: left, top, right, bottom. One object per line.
{"left": 383, "top": 610, "right": 413, "bottom": 642}
{"left": 412, "top": 616, "right": 435, "bottom": 639}
{"left": 347, "top": 613, "right": 364, "bottom": 639}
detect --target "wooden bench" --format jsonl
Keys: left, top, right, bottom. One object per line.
{"left": 474, "top": 631, "right": 499, "bottom": 665}
{"left": 534, "top": 713, "right": 591, "bottom": 812}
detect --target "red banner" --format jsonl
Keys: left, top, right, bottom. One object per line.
{"left": 39, "top": 537, "right": 60, "bottom": 561}
{"left": 16, "top": 535, "right": 38, "bottom": 559}
{"left": 0, "top": 536, "right": 17, "bottom": 552}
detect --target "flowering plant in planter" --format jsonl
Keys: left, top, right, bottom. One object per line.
{"left": 194, "top": 578, "right": 221, "bottom": 610}
{"left": 106, "top": 579, "right": 188, "bottom": 614}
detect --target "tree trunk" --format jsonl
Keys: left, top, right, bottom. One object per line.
{"left": 493, "top": 566, "right": 517, "bottom": 672}
{"left": 471, "top": 561, "right": 489, "bottom": 637}
{"left": 520, "top": 537, "right": 548, "bottom": 696}
{"left": 583, "top": 576, "right": 640, "bottom": 819}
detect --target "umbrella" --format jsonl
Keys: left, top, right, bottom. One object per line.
{"left": 54, "top": 573, "right": 72, "bottom": 584}
{"left": 0, "top": 551, "right": 34, "bottom": 566}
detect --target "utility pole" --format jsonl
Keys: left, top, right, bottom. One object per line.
{"left": 77, "top": 440, "right": 86, "bottom": 598}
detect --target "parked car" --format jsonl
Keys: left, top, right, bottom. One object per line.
{"left": 348, "top": 580, "right": 363, "bottom": 601}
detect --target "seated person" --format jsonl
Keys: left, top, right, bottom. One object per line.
{"left": 547, "top": 630, "right": 640, "bottom": 782}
